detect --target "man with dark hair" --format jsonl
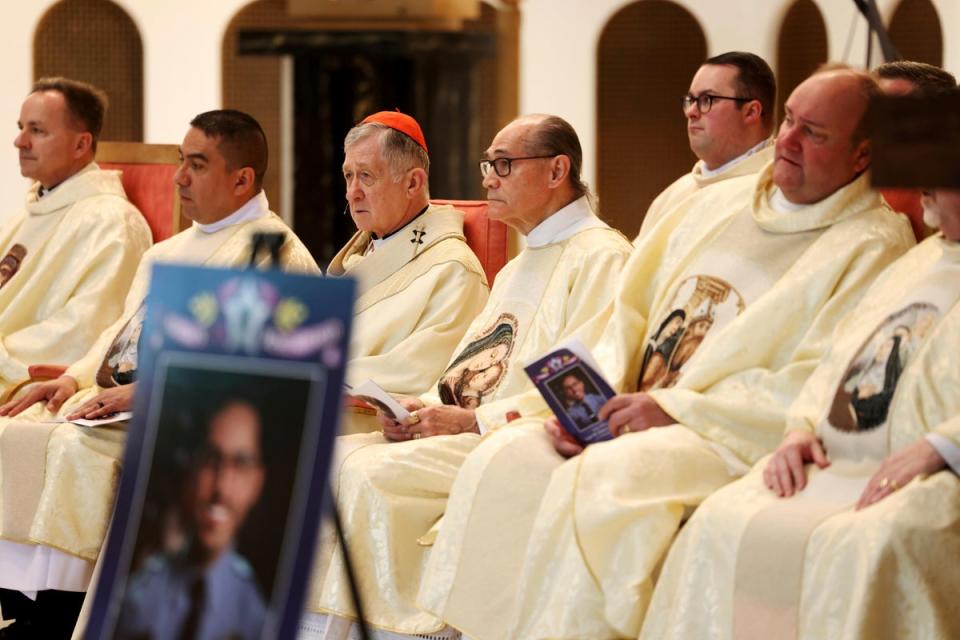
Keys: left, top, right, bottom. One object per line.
{"left": 875, "top": 59, "right": 956, "bottom": 96}
{"left": 0, "top": 109, "right": 317, "bottom": 638}
{"left": 117, "top": 400, "right": 268, "bottom": 640}
{"left": 189, "top": 109, "right": 269, "bottom": 192}
{"left": 0, "top": 77, "right": 152, "bottom": 400}
{"left": 873, "top": 60, "right": 957, "bottom": 241}
{"left": 640, "top": 51, "right": 777, "bottom": 233}
{"left": 300, "top": 113, "right": 631, "bottom": 638}
{"left": 326, "top": 111, "right": 489, "bottom": 434}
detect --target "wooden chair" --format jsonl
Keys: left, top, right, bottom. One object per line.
{"left": 96, "top": 141, "right": 188, "bottom": 242}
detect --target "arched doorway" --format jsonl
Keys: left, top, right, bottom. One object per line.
{"left": 776, "top": 0, "right": 828, "bottom": 122}
{"left": 888, "top": 0, "right": 943, "bottom": 66}
{"left": 33, "top": 0, "right": 143, "bottom": 142}
{"left": 596, "top": 0, "right": 707, "bottom": 238}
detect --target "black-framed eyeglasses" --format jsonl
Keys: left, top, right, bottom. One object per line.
{"left": 681, "top": 93, "right": 755, "bottom": 114}
{"left": 479, "top": 155, "right": 556, "bottom": 178}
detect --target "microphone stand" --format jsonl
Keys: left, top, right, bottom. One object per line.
{"left": 851, "top": 0, "right": 901, "bottom": 66}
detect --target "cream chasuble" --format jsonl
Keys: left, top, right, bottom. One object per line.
{"left": 641, "top": 235, "right": 960, "bottom": 640}
{"left": 0, "top": 164, "right": 152, "bottom": 395}
{"left": 417, "top": 166, "right": 915, "bottom": 640}
{"left": 305, "top": 198, "right": 631, "bottom": 635}
{"left": 328, "top": 204, "right": 488, "bottom": 434}
{"left": 0, "top": 210, "right": 318, "bottom": 570}
{"left": 637, "top": 141, "right": 773, "bottom": 238}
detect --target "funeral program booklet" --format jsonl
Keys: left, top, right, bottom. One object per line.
{"left": 524, "top": 337, "right": 615, "bottom": 445}
{"left": 348, "top": 379, "right": 412, "bottom": 422}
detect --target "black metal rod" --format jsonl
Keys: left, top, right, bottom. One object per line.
{"left": 328, "top": 491, "right": 372, "bottom": 640}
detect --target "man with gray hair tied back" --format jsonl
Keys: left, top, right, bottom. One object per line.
{"left": 326, "top": 110, "right": 489, "bottom": 435}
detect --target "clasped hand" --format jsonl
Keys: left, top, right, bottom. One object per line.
{"left": 544, "top": 392, "right": 675, "bottom": 458}
{"left": 378, "top": 397, "right": 479, "bottom": 442}
{"left": 764, "top": 430, "right": 946, "bottom": 509}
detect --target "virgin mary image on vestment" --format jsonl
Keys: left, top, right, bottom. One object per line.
{"left": 638, "top": 274, "right": 745, "bottom": 391}
{"left": 438, "top": 313, "right": 518, "bottom": 408}
{"left": 827, "top": 302, "right": 940, "bottom": 432}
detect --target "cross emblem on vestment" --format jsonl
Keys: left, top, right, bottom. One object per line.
{"left": 411, "top": 229, "right": 427, "bottom": 245}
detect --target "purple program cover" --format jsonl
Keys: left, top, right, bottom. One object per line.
{"left": 524, "top": 348, "right": 616, "bottom": 445}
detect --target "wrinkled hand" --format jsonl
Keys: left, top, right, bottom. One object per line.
{"left": 65, "top": 383, "right": 136, "bottom": 420}
{"left": 545, "top": 416, "right": 584, "bottom": 458}
{"left": 378, "top": 396, "right": 425, "bottom": 442}
{"left": 763, "top": 430, "right": 830, "bottom": 497}
{"left": 403, "top": 405, "right": 479, "bottom": 440}
{"left": 0, "top": 376, "right": 79, "bottom": 417}
{"left": 856, "top": 438, "right": 945, "bottom": 510}
{"left": 598, "top": 392, "right": 675, "bottom": 438}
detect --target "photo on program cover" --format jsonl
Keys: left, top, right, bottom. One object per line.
{"left": 525, "top": 343, "right": 616, "bottom": 445}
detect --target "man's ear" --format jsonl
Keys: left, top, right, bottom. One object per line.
{"left": 74, "top": 132, "right": 93, "bottom": 159}
{"left": 233, "top": 167, "right": 257, "bottom": 196}
{"left": 852, "top": 138, "right": 871, "bottom": 174}
{"left": 406, "top": 167, "right": 428, "bottom": 196}
{"left": 742, "top": 100, "right": 762, "bottom": 126}
{"left": 547, "top": 155, "right": 571, "bottom": 189}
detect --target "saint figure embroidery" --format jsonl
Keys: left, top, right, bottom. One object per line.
{"left": 827, "top": 302, "right": 940, "bottom": 432}
{"left": 638, "top": 275, "right": 744, "bottom": 391}
{"left": 0, "top": 244, "right": 27, "bottom": 288}
{"left": 438, "top": 313, "right": 518, "bottom": 408}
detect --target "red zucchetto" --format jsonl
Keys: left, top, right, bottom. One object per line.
{"left": 361, "top": 110, "right": 428, "bottom": 154}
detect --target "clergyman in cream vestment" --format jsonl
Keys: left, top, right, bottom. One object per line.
{"left": 417, "top": 164, "right": 914, "bottom": 640}
{"left": 0, "top": 163, "right": 151, "bottom": 396}
{"left": 0, "top": 192, "right": 318, "bottom": 595}
{"left": 327, "top": 202, "right": 489, "bottom": 434}
{"left": 306, "top": 196, "right": 631, "bottom": 635}
{"left": 641, "top": 231, "right": 960, "bottom": 640}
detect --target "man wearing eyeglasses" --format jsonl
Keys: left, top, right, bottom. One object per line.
{"left": 417, "top": 66, "right": 916, "bottom": 640}
{"left": 117, "top": 400, "right": 267, "bottom": 640}
{"left": 326, "top": 111, "right": 489, "bottom": 435}
{"left": 640, "top": 51, "right": 776, "bottom": 235}
{"left": 299, "top": 114, "right": 631, "bottom": 639}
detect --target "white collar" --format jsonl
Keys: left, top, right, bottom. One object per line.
{"left": 194, "top": 191, "right": 271, "bottom": 234}
{"left": 700, "top": 139, "right": 770, "bottom": 178}
{"left": 525, "top": 196, "right": 608, "bottom": 248}
{"left": 769, "top": 187, "right": 808, "bottom": 213}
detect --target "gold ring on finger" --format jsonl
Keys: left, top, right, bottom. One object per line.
{"left": 622, "top": 423, "right": 632, "bottom": 435}
{"left": 413, "top": 432, "right": 421, "bottom": 440}
{"left": 879, "top": 477, "right": 890, "bottom": 490}
{"left": 407, "top": 411, "right": 421, "bottom": 424}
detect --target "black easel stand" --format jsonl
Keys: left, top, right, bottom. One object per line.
{"left": 328, "top": 493, "right": 373, "bottom": 640}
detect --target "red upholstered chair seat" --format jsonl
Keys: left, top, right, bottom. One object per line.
{"left": 96, "top": 141, "right": 186, "bottom": 243}
{"left": 432, "top": 199, "right": 509, "bottom": 285}
{"left": 881, "top": 188, "right": 927, "bottom": 243}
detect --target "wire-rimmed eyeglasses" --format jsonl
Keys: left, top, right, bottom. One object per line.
{"left": 681, "top": 93, "right": 755, "bottom": 114}
{"left": 479, "top": 155, "right": 555, "bottom": 178}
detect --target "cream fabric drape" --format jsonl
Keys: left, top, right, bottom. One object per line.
{"left": 642, "top": 236, "right": 960, "bottom": 640}
{"left": 0, "top": 164, "right": 152, "bottom": 394}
